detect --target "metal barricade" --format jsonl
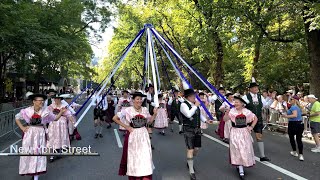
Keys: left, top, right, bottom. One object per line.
{"left": 263, "top": 108, "right": 288, "bottom": 133}
{"left": 0, "top": 106, "right": 27, "bottom": 139}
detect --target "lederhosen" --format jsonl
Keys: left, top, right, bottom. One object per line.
{"left": 170, "top": 98, "right": 182, "bottom": 124}
{"left": 181, "top": 101, "right": 201, "bottom": 149}
{"left": 94, "top": 102, "right": 104, "bottom": 120}
{"left": 246, "top": 93, "right": 263, "bottom": 133}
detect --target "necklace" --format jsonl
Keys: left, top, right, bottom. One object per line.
{"left": 133, "top": 106, "right": 142, "bottom": 112}
{"left": 34, "top": 107, "right": 41, "bottom": 114}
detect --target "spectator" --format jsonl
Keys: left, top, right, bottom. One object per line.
{"left": 307, "top": 95, "right": 320, "bottom": 153}
{"left": 281, "top": 95, "right": 304, "bottom": 161}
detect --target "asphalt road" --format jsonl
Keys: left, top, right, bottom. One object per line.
{"left": 0, "top": 103, "right": 319, "bottom": 180}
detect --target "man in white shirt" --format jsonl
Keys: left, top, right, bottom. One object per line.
{"left": 242, "top": 82, "right": 270, "bottom": 161}
{"left": 180, "top": 88, "right": 213, "bottom": 180}
{"left": 93, "top": 94, "right": 107, "bottom": 138}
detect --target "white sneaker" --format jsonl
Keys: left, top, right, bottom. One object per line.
{"left": 299, "top": 155, "right": 304, "bottom": 161}
{"left": 311, "top": 147, "right": 320, "bottom": 153}
{"left": 290, "top": 151, "right": 298, "bottom": 157}
{"left": 311, "top": 146, "right": 319, "bottom": 151}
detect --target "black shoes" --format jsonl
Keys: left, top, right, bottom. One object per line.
{"left": 151, "top": 144, "right": 155, "bottom": 150}
{"left": 159, "top": 132, "right": 165, "bottom": 136}
{"left": 260, "top": 157, "right": 270, "bottom": 161}
{"left": 179, "top": 131, "right": 183, "bottom": 134}
{"left": 190, "top": 173, "right": 196, "bottom": 180}
{"left": 95, "top": 133, "right": 103, "bottom": 138}
{"left": 106, "top": 124, "right": 112, "bottom": 129}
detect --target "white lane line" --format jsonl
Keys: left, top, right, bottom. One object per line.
{"left": 113, "top": 129, "right": 123, "bottom": 148}
{"left": 174, "top": 120, "right": 308, "bottom": 180}
{"left": 0, "top": 139, "right": 22, "bottom": 153}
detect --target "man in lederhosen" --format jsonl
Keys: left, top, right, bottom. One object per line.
{"left": 242, "top": 78, "right": 270, "bottom": 161}
{"left": 168, "top": 89, "right": 184, "bottom": 133}
{"left": 180, "top": 88, "right": 213, "bottom": 180}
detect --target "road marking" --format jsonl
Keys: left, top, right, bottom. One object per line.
{"left": 0, "top": 139, "right": 22, "bottom": 153}
{"left": 113, "top": 129, "right": 123, "bottom": 148}
{"left": 174, "top": 120, "right": 308, "bottom": 180}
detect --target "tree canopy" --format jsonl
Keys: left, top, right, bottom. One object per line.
{"left": 97, "top": 0, "right": 320, "bottom": 96}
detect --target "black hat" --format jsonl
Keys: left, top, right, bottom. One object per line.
{"left": 225, "top": 93, "right": 233, "bottom": 97}
{"left": 29, "top": 94, "right": 47, "bottom": 100}
{"left": 184, "top": 89, "right": 196, "bottom": 98}
{"left": 158, "top": 94, "right": 163, "bottom": 98}
{"left": 248, "top": 77, "right": 259, "bottom": 88}
{"left": 48, "top": 89, "right": 57, "bottom": 93}
{"left": 199, "top": 92, "right": 205, "bottom": 96}
{"left": 218, "top": 87, "right": 225, "bottom": 91}
{"left": 173, "top": 89, "right": 180, "bottom": 93}
{"left": 148, "top": 84, "right": 154, "bottom": 88}
{"left": 131, "top": 91, "right": 147, "bottom": 99}
{"left": 122, "top": 90, "right": 129, "bottom": 94}
{"left": 52, "top": 94, "right": 64, "bottom": 99}
{"left": 234, "top": 95, "right": 248, "bottom": 105}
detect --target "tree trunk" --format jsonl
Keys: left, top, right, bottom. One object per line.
{"left": 303, "top": 7, "right": 320, "bottom": 98}
{"left": 213, "top": 31, "right": 224, "bottom": 86}
{"left": 252, "top": 32, "right": 264, "bottom": 78}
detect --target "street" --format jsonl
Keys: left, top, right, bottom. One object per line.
{"left": 0, "top": 105, "right": 319, "bottom": 180}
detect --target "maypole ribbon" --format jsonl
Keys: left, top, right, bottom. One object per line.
{"left": 150, "top": 28, "right": 161, "bottom": 90}
{"left": 151, "top": 28, "right": 232, "bottom": 107}
{"left": 97, "top": 71, "right": 122, "bottom": 107}
{"left": 66, "top": 83, "right": 92, "bottom": 109}
{"left": 146, "top": 25, "right": 159, "bottom": 107}
{"left": 75, "top": 28, "right": 146, "bottom": 127}
{"left": 155, "top": 35, "right": 214, "bottom": 120}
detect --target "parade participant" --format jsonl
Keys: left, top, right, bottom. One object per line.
{"left": 117, "top": 90, "right": 132, "bottom": 134}
{"left": 44, "top": 89, "right": 57, "bottom": 108}
{"left": 146, "top": 85, "right": 155, "bottom": 149}
{"left": 93, "top": 93, "right": 107, "bottom": 138}
{"left": 198, "top": 92, "right": 209, "bottom": 133}
{"left": 307, "top": 94, "right": 320, "bottom": 153}
{"left": 219, "top": 93, "right": 234, "bottom": 143}
{"left": 217, "top": 92, "right": 233, "bottom": 141}
{"left": 47, "top": 94, "right": 74, "bottom": 162}
{"left": 180, "top": 86, "right": 213, "bottom": 180}
{"left": 113, "top": 91, "right": 158, "bottom": 180}
{"left": 242, "top": 78, "right": 270, "bottom": 161}
{"left": 44, "top": 89, "right": 76, "bottom": 114}
{"left": 213, "top": 86, "right": 226, "bottom": 135}
{"left": 15, "top": 93, "right": 66, "bottom": 180}
{"left": 281, "top": 96, "right": 304, "bottom": 160}
{"left": 224, "top": 95, "right": 257, "bottom": 179}
{"left": 153, "top": 94, "right": 168, "bottom": 135}
{"left": 61, "top": 94, "right": 82, "bottom": 140}
{"left": 105, "top": 94, "right": 115, "bottom": 129}
{"left": 168, "top": 89, "right": 184, "bottom": 133}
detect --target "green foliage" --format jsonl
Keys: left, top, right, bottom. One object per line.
{"left": 97, "top": 0, "right": 317, "bottom": 94}
{"left": 0, "top": 0, "right": 112, "bottom": 95}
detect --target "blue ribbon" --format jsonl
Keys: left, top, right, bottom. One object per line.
{"left": 151, "top": 28, "right": 233, "bottom": 108}
{"left": 152, "top": 31, "right": 214, "bottom": 120}
{"left": 75, "top": 28, "right": 146, "bottom": 116}
{"left": 66, "top": 83, "right": 92, "bottom": 108}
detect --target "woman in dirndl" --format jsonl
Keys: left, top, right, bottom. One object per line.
{"left": 117, "top": 90, "right": 132, "bottom": 135}
{"left": 224, "top": 96, "right": 257, "bottom": 179}
{"left": 153, "top": 94, "right": 168, "bottom": 135}
{"left": 47, "top": 94, "right": 74, "bottom": 162}
{"left": 15, "top": 93, "right": 66, "bottom": 180}
{"left": 113, "top": 91, "right": 158, "bottom": 180}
